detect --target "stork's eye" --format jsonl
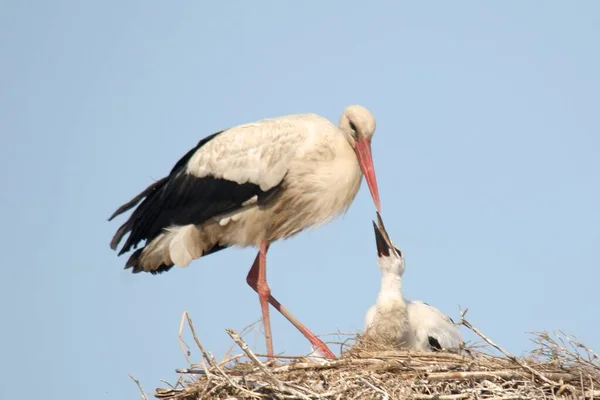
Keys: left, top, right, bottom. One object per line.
{"left": 394, "top": 246, "right": 402, "bottom": 256}
{"left": 349, "top": 121, "right": 358, "bottom": 138}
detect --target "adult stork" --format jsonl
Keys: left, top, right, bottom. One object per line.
{"left": 364, "top": 213, "right": 463, "bottom": 352}
{"left": 109, "top": 105, "right": 381, "bottom": 360}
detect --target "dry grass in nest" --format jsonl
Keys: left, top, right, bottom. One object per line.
{"left": 130, "top": 311, "right": 599, "bottom": 400}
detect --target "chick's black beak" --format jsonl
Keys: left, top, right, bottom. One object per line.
{"left": 373, "top": 220, "right": 391, "bottom": 257}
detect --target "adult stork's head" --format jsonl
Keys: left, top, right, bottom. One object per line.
{"left": 340, "top": 105, "right": 381, "bottom": 212}
{"left": 372, "top": 212, "right": 405, "bottom": 276}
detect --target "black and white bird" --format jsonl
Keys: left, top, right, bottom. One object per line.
{"left": 364, "top": 213, "right": 463, "bottom": 352}
{"left": 109, "top": 105, "right": 382, "bottom": 360}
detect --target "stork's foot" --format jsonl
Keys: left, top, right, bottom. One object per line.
{"left": 309, "top": 342, "right": 336, "bottom": 360}
{"left": 246, "top": 247, "right": 337, "bottom": 361}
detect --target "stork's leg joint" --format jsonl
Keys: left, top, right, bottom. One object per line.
{"left": 256, "top": 278, "right": 271, "bottom": 300}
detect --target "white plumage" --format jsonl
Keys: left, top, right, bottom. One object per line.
{"left": 109, "top": 105, "right": 382, "bottom": 360}
{"left": 147, "top": 122, "right": 363, "bottom": 267}
{"left": 405, "top": 301, "right": 462, "bottom": 351}
{"left": 364, "top": 213, "right": 463, "bottom": 352}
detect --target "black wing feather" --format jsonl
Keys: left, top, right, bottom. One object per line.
{"left": 108, "top": 129, "right": 284, "bottom": 271}
{"left": 428, "top": 336, "right": 443, "bottom": 351}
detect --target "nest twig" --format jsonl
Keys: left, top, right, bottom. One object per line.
{"left": 143, "top": 311, "right": 599, "bottom": 400}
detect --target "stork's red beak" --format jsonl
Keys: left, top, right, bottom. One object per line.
{"left": 355, "top": 138, "right": 381, "bottom": 212}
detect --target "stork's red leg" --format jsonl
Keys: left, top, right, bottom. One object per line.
{"left": 246, "top": 242, "right": 336, "bottom": 360}
{"left": 248, "top": 241, "right": 275, "bottom": 359}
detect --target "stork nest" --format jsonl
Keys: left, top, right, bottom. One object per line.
{"left": 134, "top": 312, "right": 599, "bottom": 400}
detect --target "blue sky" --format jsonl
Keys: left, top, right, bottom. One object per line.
{"left": 1, "top": 1, "right": 599, "bottom": 399}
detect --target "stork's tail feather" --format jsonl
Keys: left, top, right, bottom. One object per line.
{"left": 109, "top": 168, "right": 232, "bottom": 274}
{"left": 122, "top": 232, "right": 230, "bottom": 275}
{"left": 125, "top": 248, "right": 175, "bottom": 275}
{"left": 108, "top": 177, "right": 168, "bottom": 222}
{"left": 109, "top": 177, "right": 170, "bottom": 255}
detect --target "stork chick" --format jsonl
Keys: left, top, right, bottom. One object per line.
{"left": 364, "top": 213, "right": 463, "bottom": 352}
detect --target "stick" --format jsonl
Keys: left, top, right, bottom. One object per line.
{"left": 178, "top": 312, "right": 191, "bottom": 365}
{"left": 185, "top": 311, "right": 214, "bottom": 366}
{"left": 221, "top": 318, "right": 263, "bottom": 364}
{"left": 461, "top": 317, "right": 559, "bottom": 386}
{"left": 226, "top": 328, "right": 315, "bottom": 400}
{"left": 425, "top": 369, "right": 573, "bottom": 382}
{"left": 353, "top": 349, "right": 468, "bottom": 362}
{"left": 358, "top": 377, "right": 390, "bottom": 400}
{"left": 175, "top": 357, "right": 388, "bottom": 376}
{"left": 269, "top": 358, "right": 385, "bottom": 373}
{"left": 225, "top": 329, "right": 285, "bottom": 391}
{"left": 178, "top": 310, "right": 216, "bottom": 371}
{"left": 582, "top": 390, "right": 600, "bottom": 399}
{"left": 210, "top": 352, "right": 265, "bottom": 399}
{"left": 129, "top": 374, "right": 149, "bottom": 400}
{"left": 413, "top": 394, "right": 470, "bottom": 400}
{"left": 254, "top": 353, "right": 308, "bottom": 360}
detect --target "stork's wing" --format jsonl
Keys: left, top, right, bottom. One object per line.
{"left": 364, "top": 304, "right": 376, "bottom": 331}
{"left": 185, "top": 117, "right": 308, "bottom": 190}
{"left": 109, "top": 118, "right": 310, "bottom": 261}
{"left": 407, "top": 301, "right": 463, "bottom": 352}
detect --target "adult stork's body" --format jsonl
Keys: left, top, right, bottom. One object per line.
{"left": 109, "top": 105, "right": 381, "bottom": 360}
{"left": 364, "top": 213, "right": 463, "bottom": 353}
